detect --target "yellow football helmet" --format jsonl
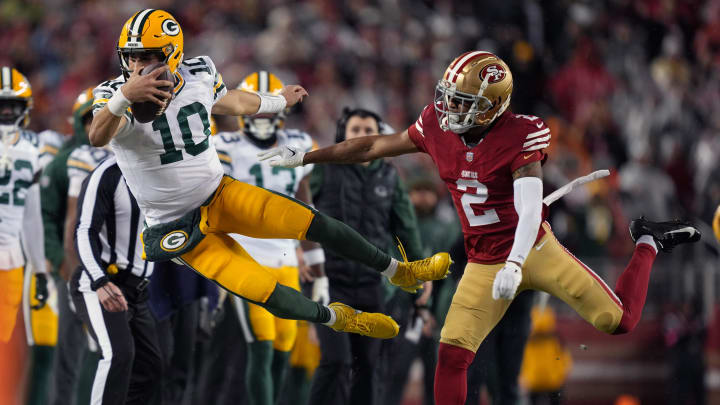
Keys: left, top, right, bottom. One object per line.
{"left": 237, "top": 71, "right": 286, "bottom": 144}
{"left": 70, "top": 87, "right": 95, "bottom": 136}
{"left": 434, "top": 51, "right": 513, "bottom": 133}
{"left": 0, "top": 66, "right": 32, "bottom": 128}
{"left": 117, "top": 9, "right": 184, "bottom": 78}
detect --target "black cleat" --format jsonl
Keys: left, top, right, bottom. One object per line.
{"left": 629, "top": 217, "right": 701, "bottom": 252}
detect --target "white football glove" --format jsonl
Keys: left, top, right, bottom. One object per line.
{"left": 257, "top": 145, "right": 305, "bottom": 168}
{"left": 312, "top": 276, "right": 330, "bottom": 306}
{"left": 492, "top": 262, "right": 522, "bottom": 300}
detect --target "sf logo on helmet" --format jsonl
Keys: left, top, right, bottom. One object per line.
{"left": 161, "top": 19, "right": 180, "bottom": 36}
{"left": 480, "top": 64, "right": 506, "bottom": 83}
{"left": 160, "top": 230, "right": 188, "bottom": 252}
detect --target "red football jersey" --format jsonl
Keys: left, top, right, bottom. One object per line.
{"left": 407, "top": 105, "right": 550, "bottom": 264}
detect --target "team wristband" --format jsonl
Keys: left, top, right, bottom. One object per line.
{"left": 257, "top": 93, "right": 287, "bottom": 114}
{"left": 107, "top": 88, "right": 131, "bottom": 117}
{"left": 303, "top": 248, "right": 325, "bottom": 266}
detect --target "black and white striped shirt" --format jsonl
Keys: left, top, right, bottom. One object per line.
{"left": 75, "top": 156, "right": 153, "bottom": 291}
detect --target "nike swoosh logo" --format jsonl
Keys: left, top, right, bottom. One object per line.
{"left": 523, "top": 153, "right": 534, "bottom": 159}
{"left": 535, "top": 122, "right": 543, "bottom": 128}
{"left": 287, "top": 147, "right": 296, "bottom": 157}
{"left": 535, "top": 239, "right": 548, "bottom": 250}
{"left": 665, "top": 227, "right": 696, "bottom": 237}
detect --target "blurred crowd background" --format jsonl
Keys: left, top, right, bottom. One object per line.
{"left": 1, "top": 0, "right": 720, "bottom": 403}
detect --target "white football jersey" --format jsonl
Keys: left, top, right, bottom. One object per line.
{"left": 37, "top": 130, "right": 66, "bottom": 170}
{"left": 214, "top": 129, "right": 315, "bottom": 267}
{"left": 0, "top": 130, "right": 40, "bottom": 269}
{"left": 67, "top": 144, "right": 114, "bottom": 198}
{"left": 92, "top": 56, "right": 228, "bottom": 226}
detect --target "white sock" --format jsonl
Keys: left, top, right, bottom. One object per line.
{"left": 381, "top": 258, "right": 399, "bottom": 279}
{"left": 322, "top": 306, "right": 337, "bottom": 327}
{"left": 636, "top": 235, "right": 658, "bottom": 254}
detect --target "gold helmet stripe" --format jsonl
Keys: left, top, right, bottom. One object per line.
{"left": 128, "top": 8, "right": 155, "bottom": 44}
{"left": 259, "top": 71, "right": 269, "bottom": 93}
{"left": 446, "top": 51, "right": 492, "bottom": 83}
{"left": 1, "top": 67, "right": 10, "bottom": 91}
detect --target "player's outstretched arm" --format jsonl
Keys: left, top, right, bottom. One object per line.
{"left": 89, "top": 67, "right": 173, "bottom": 146}
{"left": 492, "top": 161, "right": 544, "bottom": 300}
{"left": 213, "top": 85, "right": 308, "bottom": 116}
{"left": 259, "top": 130, "right": 418, "bottom": 168}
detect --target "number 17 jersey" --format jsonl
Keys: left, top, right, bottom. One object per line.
{"left": 407, "top": 105, "right": 551, "bottom": 264}
{"left": 92, "top": 56, "right": 228, "bottom": 226}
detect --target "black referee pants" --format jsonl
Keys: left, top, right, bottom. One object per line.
{"left": 70, "top": 269, "right": 163, "bottom": 405}
{"left": 310, "top": 283, "right": 385, "bottom": 405}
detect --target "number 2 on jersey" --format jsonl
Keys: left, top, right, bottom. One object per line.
{"left": 152, "top": 102, "right": 212, "bottom": 165}
{"left": 456, "top": 178, "right": 500, "bottom": 226}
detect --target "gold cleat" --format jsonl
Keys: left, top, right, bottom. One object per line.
{"left": 328, "top": 302, "right": 399, "bottom": 339}
{"left": 390, "top": 239, "right": 452, "bottom": 292}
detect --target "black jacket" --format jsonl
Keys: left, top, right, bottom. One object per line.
{"left": 310, "top": 160, "right": 423, "bottom": 287}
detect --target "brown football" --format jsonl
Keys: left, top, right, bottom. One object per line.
{"left": 130, "top": 62, "right": 174, "bottom": 123}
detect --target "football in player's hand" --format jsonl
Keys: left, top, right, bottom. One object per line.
{"left": 131, "top": 63, "right": 174, "bottom": 123}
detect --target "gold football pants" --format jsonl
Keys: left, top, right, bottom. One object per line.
{"left": 441, "top": 223, "right": 624, "bottom": 352}
{"left": 0, "top": 267, "right": 23, "bottom": 342}
{"left": 23, "top": 270, "right": 58, "bottom": 346}
{"left": 289, "top": 321, "right": 321, "bottom": 377}
{"left": 233, "top": 265, "right": 301, "bottom": 352}
{"left": 180, "top": 177, "right": 315, "bottom": 304}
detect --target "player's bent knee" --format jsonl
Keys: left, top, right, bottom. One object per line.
{"left": 437, "top": 342, "right": 475, "bottom": 369}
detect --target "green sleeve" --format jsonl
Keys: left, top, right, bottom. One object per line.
{"left": 309, "top": 164, "right": 324, "bottom": 197}
{"left": 41, "top": 157, "right": 68, "bottom": 271}
{"left": 390, "top": 177, "right": 423, "bottom": 261}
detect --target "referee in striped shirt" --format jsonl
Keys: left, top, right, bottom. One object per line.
{"left": 70, "top": 156, "right": 162, "bottom": 405}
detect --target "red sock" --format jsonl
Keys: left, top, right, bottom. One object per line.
{"left": 613, "top": 243, "right": 657, "bottom": 334}
{"left": 434, "top": 343, "right": 475, "bottom": 405}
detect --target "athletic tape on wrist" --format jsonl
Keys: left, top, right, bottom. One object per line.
{"left": 257, "top": 93, "right": 287, "bottom": 114}
{"left": 303, "top": 248, "right": 325, "bottom": 266}
{"left": 107, "top": 88, "right": 131, "bottom": 117}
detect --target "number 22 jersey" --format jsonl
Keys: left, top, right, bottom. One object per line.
{"left": 407, "top": 105, "right": 551, "bottom": 264}
{"left": 92, "top": 56, "right": 228, "bottom": 226}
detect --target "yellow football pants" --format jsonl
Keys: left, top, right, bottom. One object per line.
{"left": 289, "top": 321, "right": 321, "bottom": 377}
{"left": 180, "top": 176, "right": 315, "bottom": 304}
{"left": 441, "top": 223, "right": 624, "bottom": 352}
{"left": 233, "top": 265, "right": 301, "bottom": 352}
{"left": 24, "top": 270, "right": 58, "bottom": 346}
{"left": 0, "top": 267, "right": 23, "bottom": 343}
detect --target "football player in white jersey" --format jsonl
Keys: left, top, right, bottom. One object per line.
{"left": 37, "top": 130, "right": 66, "bottom": 170}
{"left": 0, "top": 67, "right": 48, "bottom": 344}
{"left": 89, "top": 9, "right": 451, "bottom": 341}
{"left": 215, "top": 71, "right": 326, "bottom": 405}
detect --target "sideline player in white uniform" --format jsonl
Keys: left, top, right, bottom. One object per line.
{"left": 0, "top": 67, "right": 48, "bottom": 343}
{"left": 38, "top": 130, "right": 66, "bottom": 170}
{"left": 214, "top": 70, "right": 326, "bottom": 405}
{"left": 89, "top": 9, "right": 451, "bottom": 341}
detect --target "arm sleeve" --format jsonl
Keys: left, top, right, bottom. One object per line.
{"left": 390, "top": 177, "right": 424, "bottom": 261}
{"left": 506, "top": 177, "right": 543, "bottom": 265}
{"left": 75, "top": 169, "right": 116, "bottom": 289}
{"left": 21, "top": 184, "right": 47, "bottom": 274}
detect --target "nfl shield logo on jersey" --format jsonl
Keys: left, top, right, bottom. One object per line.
{"left": 466, "top": 152, "right": 474, "bottom": 162}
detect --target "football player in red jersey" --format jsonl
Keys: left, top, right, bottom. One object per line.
{"left": 260, "top": 51, "right": 701, "bottom": 404}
